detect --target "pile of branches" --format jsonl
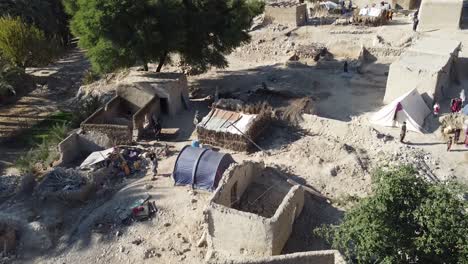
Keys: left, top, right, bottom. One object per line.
{"left": 213, "top": 99, "right": 273, "bottom": 115}
{"left": 34, "top": 168, "right": 92, "bottom": 202}
{"left": 294, "top": 44, "right": 331, "bottom": 62}
{"left": 280, "top": 97, "right": 316, "bottom": 124}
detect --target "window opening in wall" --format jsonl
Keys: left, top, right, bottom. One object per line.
{"left": 160, "top": 98, "right": 169, "bottom": 114}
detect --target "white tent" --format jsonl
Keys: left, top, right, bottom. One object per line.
{"left": 80, "top": 147, "right": 115, "bottom": 168}
{"left": 371, "top": 89, "right": 431, "bottom": 133}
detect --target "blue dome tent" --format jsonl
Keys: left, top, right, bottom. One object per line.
{"left": 173, "top": 146, "right": 235, "bottom": 191}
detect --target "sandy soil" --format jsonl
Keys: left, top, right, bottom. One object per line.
{"left": 1, "top": 11, "right": 468, "bottom": 264}
{"left": 0, "top": 49, "right": 89, "bottom": 175}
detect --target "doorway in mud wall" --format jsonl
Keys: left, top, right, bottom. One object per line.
{"left": 160, "top": 98, "right": 169, "bottom": 115}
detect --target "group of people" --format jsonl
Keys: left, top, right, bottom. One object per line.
{"left": 400, "top": 121, "right": 468, "bottom": 151}
{"left": 401, "top": 91, "right": 468, "bottom": 151}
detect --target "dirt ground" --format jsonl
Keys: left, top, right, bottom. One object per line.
{"left": 0, "top": 49, "right": 90, "bottom": 175}
{"left": 1, "top": 11, "right": 468, "bottom": 264}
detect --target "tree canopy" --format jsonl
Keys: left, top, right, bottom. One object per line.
{"left": 69, "top": 0, "right": 264, "bottom": 73}
{"left": 0, "top": 0, "right": 70, "bottom": 45}
{"left": 315, "top": 166, "right": 468, "bottom": 263}
{"left": 0, "top": 17, "right": 53, "bottom": 69}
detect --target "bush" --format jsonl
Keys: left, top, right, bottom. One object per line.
{"left": 71, "top": 95, "right": 101, "bottom": 127}
{"left": 0, "top": 0, "right": 71, "bottom": 46}
{"left": 0, "top": 16, "right": 54, "bottom": 68}
{"left": 0, "top": 56, "right": 23, "bottom": 96}
{"left": 15, "top": 114, "right": 71, "bottom": 173}
{"left": 315, "top": 166, "right": 468, "bottom": 263}
{"left": 82, "top": 70, "right": 100, "bottom": 85}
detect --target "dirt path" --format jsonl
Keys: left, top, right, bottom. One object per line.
{"left": 0, "top": 48, "right": 89, "bottom": 174}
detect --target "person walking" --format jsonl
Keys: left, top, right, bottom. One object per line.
{"left": 148, "top": 152, "right": 158, "bottom": 177}
{"left": 413, "top": 9, "right": 419, "bottom": 31}
{"left": 344, "top": 61, "right": 348, "bottom": 73}
{"left": 400, "top": 121, "right": 407, "bottom": 143}
{"left": 454, "top": 128, "right": 461, "bottom": 144}
{"left": 447, "top": 137, "right": 453, "bottom": 152}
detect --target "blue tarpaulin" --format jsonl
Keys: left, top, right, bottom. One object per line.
{"left": 172, "top": 146, "right": 235, "bottom": 191}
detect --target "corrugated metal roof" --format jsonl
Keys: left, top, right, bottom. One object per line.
{"left": 198, "top": 108, "right": 258, "bottom": 135}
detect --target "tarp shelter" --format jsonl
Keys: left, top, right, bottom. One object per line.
{"left": 198, "top": 108, "right": 259, "bottom": 135}
{"left": 371, "top": 89, "right": 431, "bottom": 133}
{"left": 80, "top": 147, "right": 114, "bottom": 168}
{"left": 173, "top": 146, "right": 235, "bottom": 191}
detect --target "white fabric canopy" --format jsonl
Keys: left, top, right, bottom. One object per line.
{"left": 80, "top": 147, "right": 115, "bottom": 168}
{"left": 371, "top": 89, "right": 431, "bottom": 133}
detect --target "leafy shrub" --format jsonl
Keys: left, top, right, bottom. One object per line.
{"left": 15, "top": 114, "right": 71, "bottom": 173}
{"left": 71, "top": 95, "right": 101, "bottom": 127}
{"left": 82, "top": 70, "right": 100, "bottom": 85}
{"left": 0, "top": 16, "right": 54, "bottom": 68}
{"left": 0, "top": 55, "right": 24, "bottom": 96}
{"left": 314, "top": 166, "right": 468, "bottom": 263}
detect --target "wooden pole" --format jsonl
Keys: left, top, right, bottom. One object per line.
{"left": 226, "top": 122, "right": 269, "bottom": 155}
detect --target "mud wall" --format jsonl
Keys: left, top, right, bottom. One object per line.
{"left": 117, "top": 84, "right": 154, "bottom": 109}
{"left": 270, "top": 185, "right": 305, "bottom": 255}
{"left": 212, "top": 162, "right": 265, "bottom": 207}
{"left": 384, "top": 55, "right": 452, "bottom": 106}
{"left": 58, "top": 133, "right": 81, "bottom": 165}
{"left": 418, "top": 0, "right": 463, "bottom": 32}
{"left": 157, "top": 74, "right": 189, "bottom": 116}
{"left": 265, "top": 4, "right": 307, "bottom": 26}
{"left": 121, "top": 72, "right": 190, "bottom": 116}
{"left": 58, "top": 132, "right": 108, "bottom": 167}
{"left": 205, "top": 205, "right": 272, "bottom": 257}
{"left": 83, "top": 96, "right": 121, "bottom": 124}
{"left": 207, "top": 162, "right": 305, "bottom": 258}
{"left": 132, "top": 95, "right": 161, "bottom": 140}
{"left": 229, "top": 250, "right": 345, "bottom": 264}
{"left": 392, "top": 0, "right": 421, "bottom": 9}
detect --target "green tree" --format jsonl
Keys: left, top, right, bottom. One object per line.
{"left": 69, "top": 0, "right": 264, "bottom": 74}
{"left": 0, "top": 17, "right": 53, "bottom": 69}
{"left": 179, "top": 0, "right": 265, "bottom": 72}
{"left": 0, "top": 0, "right": 70, "bottom": 45}
{"left": 315, "top": 166, "right": 467, "bottom": 263}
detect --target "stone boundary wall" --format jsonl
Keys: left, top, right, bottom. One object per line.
{"left": 81, "top": 123, "right": 132, "bottom": 145}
